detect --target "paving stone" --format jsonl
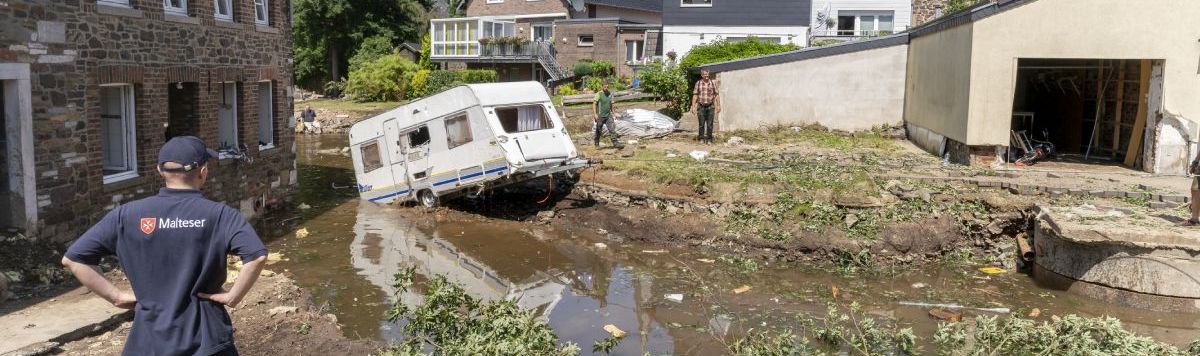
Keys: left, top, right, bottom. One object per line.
{"left": 1148, "top": 201, "right": 1178, "bottom": 210}
{"left": 1126, "top": 192, "right": 1150, "bottom": 199}
{"left": 1162, "top": 195, "right": 1190, "bottom": 203}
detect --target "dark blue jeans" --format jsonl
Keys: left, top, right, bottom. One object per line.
{"left": 697, "top": 104, "right": 715, "bottom": 140}
{"left": 593, "top": 115, "right": 621, "bottom": 147}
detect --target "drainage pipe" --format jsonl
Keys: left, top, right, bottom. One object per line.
{"left": 1016, "top": 232, "right": 1034, "bottom": 262}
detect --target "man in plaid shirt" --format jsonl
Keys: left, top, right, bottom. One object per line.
{"left": 691, "top": 69, "right": 721, "bottom": 144}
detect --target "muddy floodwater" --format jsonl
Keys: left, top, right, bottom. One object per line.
{"left": 260, "top": 136, "right": 1200, "bottom": 355}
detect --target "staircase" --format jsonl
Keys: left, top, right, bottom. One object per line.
{"left": 534, "top": 43, "right": 571, "bottom": 84}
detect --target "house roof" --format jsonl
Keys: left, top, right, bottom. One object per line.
{"left": 583, "top": 0, "right": 661, "bottom": 13}
{"left": 457, "top": 0, "right": 584, "bottom": 13}
{"left": 399, "top": 42, "right": 421, "bottom": 52}
{"left": 908, "top": 0, "right": 1036, "bottom": 39}
{"left": 699, "top": 34, "right": 910, "bottom": 73}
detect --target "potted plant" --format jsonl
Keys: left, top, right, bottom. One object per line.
{"left": 478, "top": 37, "right": 493, "bottom": 55}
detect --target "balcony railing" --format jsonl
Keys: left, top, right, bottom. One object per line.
{"left": 811, "top": 29, "right": 897, "bottom": 39}
{"left": 479, "top": 42, "right": 542, "bottom": 57}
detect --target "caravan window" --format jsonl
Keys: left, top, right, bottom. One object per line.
{"left": 406, "top": 126, "right": 431, "bottom": 148}
{"left": 496, "top": 105, "right": 554, "bottom": 133}
{"left": 444, "top": 114, "right": 473, "bottom": 149}
{"left": 360, "top": 141, "right": 383, "bottom": 172}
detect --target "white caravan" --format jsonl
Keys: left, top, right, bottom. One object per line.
{"left": 349, "top": 82, "right": 588, "bottom": 207}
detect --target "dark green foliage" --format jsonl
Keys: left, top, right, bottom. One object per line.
{"left": 421, "top": 69, "right": 498, "bottom": 95}
{"left": 345, "top": 54, "right": 419, "bottom": 102}
{"left": 945, "top": 0, "right": 982, "bottom": 14}
{"left": 636, "top": 61, "right": 689, "bottom": 117}
{"left": 573, "top": 62, "right": 594, "bottom": 77}
{"left": 348, "top": 35, "right": 396, "bottom": 73}
{"left": 293, "top": 0, "right": 431, "bottom": 91}
{"left": 379, "top": 268, "right": 580, "bottom": 356}
{"left": 589, "top": 60, "right": 614, "bottom": 77}
{"left": 679, "top": 38, "right": 800, "bottom": 69}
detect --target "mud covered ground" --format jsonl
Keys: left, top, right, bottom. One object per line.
{"left": 54, "top": 273, "right": 379, "bottom": 355}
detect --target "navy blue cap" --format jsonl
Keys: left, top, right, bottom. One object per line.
{"left": 158, "top": 136, "right": 218, "bottom": 172}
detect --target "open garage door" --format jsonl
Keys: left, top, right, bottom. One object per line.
{"left": 1010, "top": 58, "right": 1163, "bottom": 170}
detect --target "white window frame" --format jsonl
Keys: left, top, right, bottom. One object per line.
{"left": 578, "top": 34, "right": 594, "bottom": 47}
{"left": 624, "top": 40, "right": 643, "bottom": 64}
{"left": 99, "top": 84, "right": 138, "bottom": 185}
{"left": 257, "top": 81, "right": 275, "bottom": 151}
{"left": 163, "top": 0, "right": 188, "bottom": 16}
{"left": 214, "top": 0, "right": 234, "bottom": 21}
{"left": 531, "top": 24, "right": 553, "bottom": 42}
{"left": 98, "top": 0, "right": 132, "bottom": 8}
{"left": 680, "top": 0, "right": 712, "bottom": 8}
{"left": 254, "top": 0, "right": 269, "bottom": 25}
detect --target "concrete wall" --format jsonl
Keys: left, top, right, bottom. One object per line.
{"left": 715, "top": 44, "right": 909, "bottom": 132}
{"left": 662, "top": 25, "right": 808, "bottom": 58}
{"left": 966, "top": 0, "right": 1200, "bottom": 147}
{"left": 903, "top": 22, "right": 973, "bottom": 151}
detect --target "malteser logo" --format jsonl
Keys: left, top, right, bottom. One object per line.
{"left": 138, "top": 217, "right": 206, "bottom": 235}
{"left": 140, "top": 218, "right": 156, "bottom": 235}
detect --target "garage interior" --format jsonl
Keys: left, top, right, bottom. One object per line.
{"left": 1010, "top": 58, "right": 1160, "bottom": 169}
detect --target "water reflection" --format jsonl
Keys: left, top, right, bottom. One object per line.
{"left": 348, "top": 202, "right": 682, "bottom": 354}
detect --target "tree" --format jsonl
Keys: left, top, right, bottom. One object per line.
{"left": 293, "top": 0, "right": 432, "bottom": 90}
{"left": 418, "top": 32, "right": 436, "bottom": 71}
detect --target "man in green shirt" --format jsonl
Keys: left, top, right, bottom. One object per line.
{"left": 592, "top": 82, "right": 624, "bottom": 148}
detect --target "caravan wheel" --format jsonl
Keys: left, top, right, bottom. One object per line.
{"left": 418, "top": 189, "right": 439, "bottom": 208}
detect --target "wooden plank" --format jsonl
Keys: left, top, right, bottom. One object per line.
{"left": 1092, "top": 60, "right": 1105, "bottom": 149}
{"left": 1124, "top": 59, "right": 1153, "bottom": 166}
{"left": 1112, "top": 60, "right": 1126, "bottom": 157}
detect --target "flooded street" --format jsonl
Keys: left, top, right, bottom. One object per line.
{"left": 263, "top": 136, "right": 1200, "bottom": 355}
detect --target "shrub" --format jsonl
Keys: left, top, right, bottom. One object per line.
{"left": 349, "top": 35, "right": 395, "bottom": 73}
{"left": 572, "top": 62, "right": 594, "bottom": 78}
{"left": 557, "top": 83, "right": 578, "bottom": 96}
{"left": 323, "top": 79, "right": 346, "bottom": 98}
{"left": 679, "top": 37, "right": 799, "bottom": 69}
{"left": 636, "top": 61, "right": 689, "bottom": 117}
{"left": 590, "top": 60, "right": 614, "bottom": 77}
{"left": 408, "top": 69, "right": 431, "bottom": 98}
{"left": 344, "top": 54, "right": 419, "bottom": 102}
{"left": 423, "top": 69, "right": 498, "bottom": 95}
{"left": 584, "top": 76, "right": 604, "bottom": 92}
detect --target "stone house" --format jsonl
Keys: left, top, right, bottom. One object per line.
{"left": 0, "top": 0, "right": 296, "bottom": 244}
{"left": 429, "top": 0, "right": 663, "bottom": 85}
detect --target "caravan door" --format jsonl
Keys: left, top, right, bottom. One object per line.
{"left": 401, "top": 125, "right": 433, "bottom": 188}
{"left": 382, "top": 118, "right": 411, "bottom": 199}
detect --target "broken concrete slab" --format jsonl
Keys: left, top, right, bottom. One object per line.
{"left": 0, "top": 287, "right": 131, "bottom": 354}
{"left": 1033, "top": 205, "right": 1200, "bottom": 311}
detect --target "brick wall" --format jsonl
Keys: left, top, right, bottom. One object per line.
{"left": 553, "top": 22, "right": 619, "bottom": 76}
{"left": 465, "top": 0, "right": 570, "bottom": 17}
{"left": 0, "top": 0, "right": 295, "bottom": 244}
{"left": 912, "top": 0, "right": 950, "bottom": 26}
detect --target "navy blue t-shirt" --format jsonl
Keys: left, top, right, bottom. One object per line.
{"left": 65, "top": 188, "right": 268, "bottom": 356}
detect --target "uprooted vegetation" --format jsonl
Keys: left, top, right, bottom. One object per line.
{"left": 731, "top": 302, "right": 1200, "bottom": 356}
{"left": 589, "top": 127, "right": 1032, "bottom": 267}
{"left": 378, "top": 268, "right": 582, "bottom": 356}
